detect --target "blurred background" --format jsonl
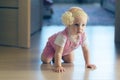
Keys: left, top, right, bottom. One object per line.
{"left": 0, "top": 0, "right": 118, "bottom": 48}
{"left": 43, "top": 0, "right": 115, "bottom": 26}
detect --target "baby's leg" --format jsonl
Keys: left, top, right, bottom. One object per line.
{"left": 41, "top": 53, "right": 52, "bottom": 64}
{"left": 62, "top": 51, "right": 74, "bottom": 63}
{"left": 41, "top": 42, "right": 55, "bottom": 64}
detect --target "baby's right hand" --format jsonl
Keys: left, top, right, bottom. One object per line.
{"left": 53, "top": 66, "right": 65, "bottom": 73}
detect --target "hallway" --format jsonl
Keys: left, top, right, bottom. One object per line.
{"left": 0, "top": 25, "right": 120, "bottom": 80}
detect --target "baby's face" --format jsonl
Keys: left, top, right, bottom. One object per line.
{"left": 70, "top": 16, "right": 87, "bottom": 35}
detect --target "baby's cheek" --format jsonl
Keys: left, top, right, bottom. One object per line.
{"left": 82, "top": 28, "right": 85, "bottom": 32}
{"left": 73, "top": 28, "right": 77, "bottom": 33}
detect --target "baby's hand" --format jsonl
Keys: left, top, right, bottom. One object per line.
{"left": 86, "top": 64, "right": 96, "bottom": 70}
{"left": 53, "top": 66, "right": 65, "bottom": 73}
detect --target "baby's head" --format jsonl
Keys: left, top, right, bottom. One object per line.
{"left": 61, "top": 7, "right": 88, "bottom": 26}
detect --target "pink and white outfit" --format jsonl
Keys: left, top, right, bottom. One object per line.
{"left": 42, "top": 27, "right": 87, "bottom": 60}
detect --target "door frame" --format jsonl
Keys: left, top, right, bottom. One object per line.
{"left": 18, "top": 0, "right": 31, "bottom": 48}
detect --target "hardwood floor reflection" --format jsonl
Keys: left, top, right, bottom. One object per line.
{"left": 0, "top": 25, "right": 120, "bottom": 80}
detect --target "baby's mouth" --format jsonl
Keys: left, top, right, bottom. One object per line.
{"left": 77, "top": 32, "right": 81, "bottom": 35}
{"left": 77, "top": 31, "right": 82, "bottom": 33}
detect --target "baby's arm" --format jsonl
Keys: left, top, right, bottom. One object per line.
{"left": 82, "top": 44, "right": 90, "bottom": 65}
{"left": 82, "top": 44, "right": 96, "bottom": 69}
{"left": 53, "top": 45, "right": 65, "bottom": 72}
{"left": 53, "top": 34, "right": 67, "bottom": 72}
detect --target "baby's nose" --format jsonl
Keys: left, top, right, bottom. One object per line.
{"left": 78, "top": 26, "right": 82, "bottom": 29}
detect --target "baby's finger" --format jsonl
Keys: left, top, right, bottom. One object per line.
{"left": 90, "top": 65, "right": 96, "bottom": 70}
{"left": 61, "top": 68, "right": 65, "bottom": 72}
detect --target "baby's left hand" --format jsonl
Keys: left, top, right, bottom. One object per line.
{"left": 86, "top": 64, "right": 96, "bottom": 69}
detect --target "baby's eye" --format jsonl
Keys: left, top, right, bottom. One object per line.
{"left": 74, "top": 24, "right": 79, "bottom": 27}
{"left": 82, "top": 24, "right": 85, "bottom": 26}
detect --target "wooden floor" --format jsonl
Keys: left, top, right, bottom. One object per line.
{"left": 0, "top": 25, "right": 120, "bottom": 80}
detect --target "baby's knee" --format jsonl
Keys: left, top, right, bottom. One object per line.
{"left": 62, "top": 55, "right": 74, "bottom": 63}
{"left": 42, "top": 60, "right": 51, "bottom": 64}
{"left": 41, "top": 54, "right": 51, "bottom": 64}
{"left": 64, "top": 59, "right": 73, "bottom": 63}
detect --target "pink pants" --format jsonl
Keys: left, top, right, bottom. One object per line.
{"left": 42, "top": 42, "right": 55, "bottom": 60}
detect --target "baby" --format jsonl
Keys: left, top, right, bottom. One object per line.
{"left": 41, "top": 7, "right": 96, "bottom": 72}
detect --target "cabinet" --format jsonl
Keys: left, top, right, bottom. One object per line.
{"left": 0, "top": 0, "right": 31, "bottom": 48}
{"left": 0, "top": 0, "right": 43, "bottom": 48}
{"left": 0, "top": 0, "right": 18, "bottom": 46}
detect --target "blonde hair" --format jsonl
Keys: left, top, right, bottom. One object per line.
{"left": 61, "top": 7, "right": 88, "bottom": 26}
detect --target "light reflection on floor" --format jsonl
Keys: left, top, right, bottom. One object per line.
{"left": 39, "top": 25, "right": 117, "bottom": 80}
{"left": 0, "top": 25, "right": 120, "bottom": 80}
